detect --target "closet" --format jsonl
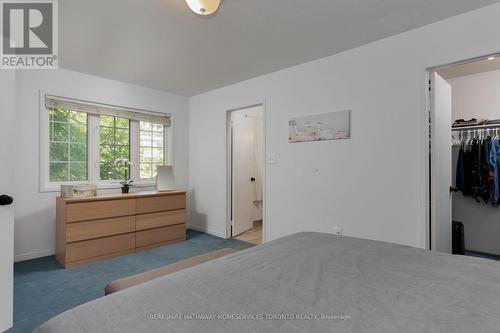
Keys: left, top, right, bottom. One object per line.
{"left": 441, "top": 58, "right": 500, "bottom": 260}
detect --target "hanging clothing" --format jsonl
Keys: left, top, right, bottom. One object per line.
{"left": 489, "top": 139, "right": 500, "bottom": 205}
{"left": 456, "top": 147, "right": 465, "bottom": 192}
{"left": 481, "top": 137, "right": 492, "bottom": 203}
{"left": 462, "top": 145, "right": 474, "bottom": 196}
{"left": 454, "top": 134, "right": 497, "bottom": 205}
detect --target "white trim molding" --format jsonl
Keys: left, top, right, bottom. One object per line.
{"left": 14, "top": 249, "right": 55, "bottom": 262}
{"left": 188, "top": 224, "right": 227, "bottom": 239}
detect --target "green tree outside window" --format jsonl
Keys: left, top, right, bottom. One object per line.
{"left": 49, "top": 109, "right": 88, "bottom": 182}
{"left": 100, "top": 116, "right": 130, "bottom": 180}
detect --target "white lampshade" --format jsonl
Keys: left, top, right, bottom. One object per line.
{"left": 185, "top": 0, "right": 221, "bottom": 16}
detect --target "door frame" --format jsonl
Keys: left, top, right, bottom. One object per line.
{"left": 0, "top": 68, "right": 16, "bottom": 331}
{"left": 425, "top": 51, "right": 500, "bottom": 251}
{"left": 226, "top": 102, "right": 267, "bottom": 241}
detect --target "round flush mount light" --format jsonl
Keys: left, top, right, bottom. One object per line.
{"left": 185, "top": 0, "right": 221, "bottom": 16}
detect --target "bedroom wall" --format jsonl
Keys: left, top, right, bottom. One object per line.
{"left": 450, "top": 69, "right": 500, "bottom": 255}
{"left": 14, "top": 69, "right": 189, "bottom": 261}
{"left": 188, "top": 3, "right": 500, "bottom": 248}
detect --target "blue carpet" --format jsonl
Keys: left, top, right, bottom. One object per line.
{"left": 8, "top": 230, "right": 254, "bottom": 333}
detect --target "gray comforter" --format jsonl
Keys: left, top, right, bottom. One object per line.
{"left": 35, "top": 232, "right": 500, "bottom": 333}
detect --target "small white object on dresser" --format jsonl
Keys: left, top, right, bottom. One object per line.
{"left": 157, "top": 166, "right": 174, "bottom": 192}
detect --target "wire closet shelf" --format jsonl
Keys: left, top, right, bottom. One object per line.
{"left": 452, "top": 123, "right": 500, "bottom": 145}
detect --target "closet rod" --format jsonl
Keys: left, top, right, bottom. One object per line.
{"left": 452, "top": 123, "right": 500, "bottom": 131}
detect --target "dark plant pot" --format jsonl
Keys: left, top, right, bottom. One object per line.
{"left": 121, "top": 185, "right": 130, "bottom": 194}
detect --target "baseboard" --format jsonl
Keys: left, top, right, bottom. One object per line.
{"left": 15, "top": 249, "right": 55, "bottom": 262}
{"left": 14, "top": 227, "right": 228, "bottom": 262}
{"left": 188, "top": 224, "right": 227, "bottom": 239}
{"left": 465, "top": 246, "right": 500, "bottom": 257}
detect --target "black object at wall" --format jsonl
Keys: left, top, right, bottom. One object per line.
{"left": 452, "top": 221, "right": 465, "bottom": 255}
{"left": 0, "top": 194, "right": 13, "bottom": 206}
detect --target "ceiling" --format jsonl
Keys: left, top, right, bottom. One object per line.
{"left": 439, "top": 56, "right": 500, "bottom": 79}
{"left": 59, "top": 0, "right": 500, "bottom": 96}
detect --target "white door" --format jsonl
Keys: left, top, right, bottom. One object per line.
{"left": 231, "top": 111, "right": 258, "bottom": 236}
{"left": 430, "top": 71, "right": 452, "bottom": 253}
{"left": 0, "top": 70, "right": 15, "bottom": 331}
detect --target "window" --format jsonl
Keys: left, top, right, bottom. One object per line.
{"left": 100, "top": 116, "right": 130, "bottom": 181}
{"left": 49, "top": 109, "right": 88, "bottom": 182}
{"left": 42, "top": 95, "right": 171, "bottom": 191}
{"left": 140, "top": 121, "right": 165, "bottom": 179}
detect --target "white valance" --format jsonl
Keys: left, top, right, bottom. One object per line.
{"left": 45, "top": 95, "right": 171, "bottom": 126}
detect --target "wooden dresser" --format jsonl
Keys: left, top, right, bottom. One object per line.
{"left": 56, "top": 191, "right": 187, "bottom": 268}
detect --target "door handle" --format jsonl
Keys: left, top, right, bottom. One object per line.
{"left": 0, "top": 195, "right": 13, "bottom": 206}
{"left": 450, "top": 187, "right": 458, "bottom": 193}
{"left": 250, "top": 177, "right": 256, "bottom": 182}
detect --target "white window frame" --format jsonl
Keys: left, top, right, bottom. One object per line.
{"left": 39, "top": 92, "right": 173, "bottom": 192}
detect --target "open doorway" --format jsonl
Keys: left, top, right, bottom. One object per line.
{"left": 428, "top": 53, "right": 500, "bottom": 260}
{"left": 227, "top": 105, "right": 264, "bottom": 245}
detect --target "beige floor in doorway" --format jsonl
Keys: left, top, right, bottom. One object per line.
{"left": 234, "top": 221, "right": 262, "bottom": 245}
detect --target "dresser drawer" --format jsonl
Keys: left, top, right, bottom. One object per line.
{"left": 136, "top": 224, "right": 185, "bottom": 248}
{"left": 66, "top": 233, "right": 135, "bottom": 262}
{"left": 66, "top": 199, "right": 136, "bottom": 222}
{"left": 136, "top": 194, "right": 185, "bottom": 214}
{"left": 66, "top": 216, "right": 135, "bottom": 243}
{"left": 136, "top": 210, "right": 185, "bottom": 231}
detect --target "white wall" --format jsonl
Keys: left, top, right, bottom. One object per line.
{"left": 450, "top": 69, "right": 500, "bottom": 255}
{"left": 189, "top": 3, "right": 500, "bottom": 247}
{"left": 14, "top": 69, "right": 189, "bottom": 261}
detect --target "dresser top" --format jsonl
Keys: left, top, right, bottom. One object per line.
{"left": 58, "top": 190, "right": 187, "bottom": 203}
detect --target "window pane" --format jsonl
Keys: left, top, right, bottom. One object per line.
{"left": 100, "top": 127, "right": 114, "bottom": 145}
{"left": 115, "top": 128, "right": 129, "bottom": 146}
{"left": 70, "top": 143, "right": 86, "bottom": 162}
{"left": 100, "top": 162, "right": 115, "bottom": 180}
{"left": 50, "top": 142, "right": 68, "bottom": 161}
{"left": 115, "top": 166, "right": 127, "bottom": 180}
{"left": 140, "top": 147, "right": 152, "bottom": 162}
{"left": 100, "top": 145, "right": 113, "bottom": 158}
{"left": 50, "top": 109, "right": 68, "bottom": 122}
{"left": 153, "top": 132, "right": 163, "bottom": 148}
{"left": 152, "top": 123, "right": 163, "bottom": 132}
{"left": 152, "top": 148, "right": 163, "bottom": 163}
{"left": 100, "top": 115, "right": 114, "bottom": 127}
{"left": 48, "top": 108, "right": 88, "bottom": 183}
{"left": 50, "top": 122, "right": 68, "bottom": 142}
{"left": 50, "top": 162, "right": 68, "bottom": 182}
{"left": 69, "top": 111, "right": 87, "bottom": 124}
{"left": 70, "top": 123, "right": 86, "bottom": 143}
{"left": 140, "top": 122, "right": 152, "bottom": 131}
{"left": 70, "top": 162, "right": 87, "bottom": 181}
{"left": 50, "top": 122, "right": 67, "bottom": 142}
{"left": 99, "top": 116, "right": 131, "bottom": 181}
{"left": 115, "top": 145, "right": 129, "bottom": 160}
{"left": 140, "top": 131, "right": 152, "bottom": 146}
{"left": 139, "top": 121, "right": 165, "bottom": 179}
{"left": 115, "top": 117, "right": 129, "bottom": 129}
{"left": 140, "top": 163, "right": 152, "bottom": 179}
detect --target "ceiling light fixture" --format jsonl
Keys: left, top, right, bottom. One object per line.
{"left": 488, "top": 56, "right": 495, "bottom": 60}
{"left": 185, "top": 0, "right": 221, "bottom": 16}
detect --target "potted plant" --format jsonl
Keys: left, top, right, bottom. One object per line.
{"left": 114, "top": 157, "right": 133, "bottom": 193}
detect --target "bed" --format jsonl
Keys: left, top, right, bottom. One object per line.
{"left": 35, "top": 232, "right": 500, "bottom": 332}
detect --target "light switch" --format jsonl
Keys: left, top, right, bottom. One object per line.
{"left": 267, "top": 154, "right": 276, "bottom": 164}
